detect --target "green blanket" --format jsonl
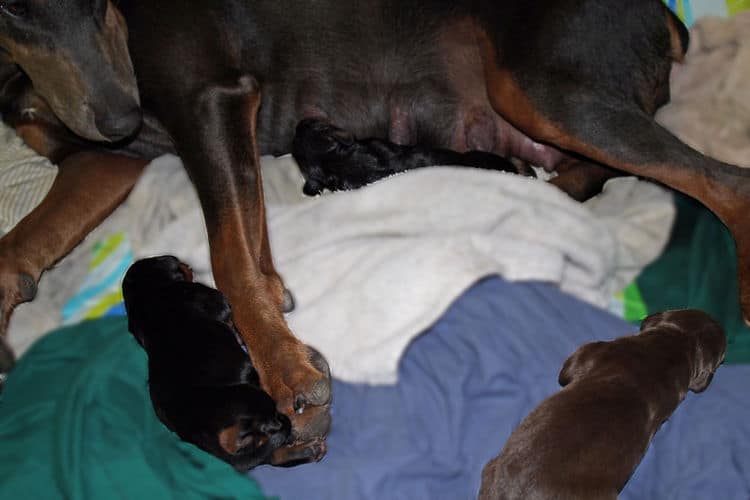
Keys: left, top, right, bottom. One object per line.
{"left": 0, "top": 316, "right": 269, "bottom": 500}
{"left": 636, "top": 193, "right": 750, "bottom": 364}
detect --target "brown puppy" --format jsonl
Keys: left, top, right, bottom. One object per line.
{"left": 479, "top": 309, "right": 726, "bottom": 500}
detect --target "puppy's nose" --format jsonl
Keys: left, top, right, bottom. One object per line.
{"left": 95, "top": 107, "right": 142, "bottom": 141}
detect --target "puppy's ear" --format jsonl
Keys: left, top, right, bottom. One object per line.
{"left": 689, "top": 323, "right": 725, "bottom": 393}
{"left": 558, "top": 341, "right": 605, "bottom": 387}
{"left": 218, "top": 424, "right": 262, "bottom": 455}
{"left": 639, "top": 311, "right": 669, "bottom": 331}
{"left": 688, "top": 370, "right": 715, "bottom": 393}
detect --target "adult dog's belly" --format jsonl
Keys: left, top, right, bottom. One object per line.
{"left": 250, "top": 14, "right": 568, "bottom": 171}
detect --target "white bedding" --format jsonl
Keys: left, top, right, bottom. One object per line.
{"left": 6, "top": 149, "right": 674, "bottom": 384}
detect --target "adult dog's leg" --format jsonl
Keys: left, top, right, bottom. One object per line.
{"left": 162, "top": 76, "right": 330, "bottom": 441}
{"left": 549, "top": 160, "right": 620, "bottom": 203}
{"left": 0, "top": 151, "right": 146, "bottom": 336}
{"left": 477, "top": 4, "right": 750, "bottom": 320}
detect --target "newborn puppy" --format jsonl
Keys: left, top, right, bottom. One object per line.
{"left": 292, "top": 117, "right": 535, "bottom": 196}
{"left": 479, "top": 309, "right": 726, "bottom": 500}
{"left": 122, "top": 255, "right": 327, "bottom": 470}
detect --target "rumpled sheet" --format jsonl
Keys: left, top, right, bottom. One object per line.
{"left": 657, "top": 11, "right": 750, "bottom": 167}
{"left": 8, "top": 153, "right": 674, "bottom": 384}
{"left": 4, "top": 279, "right": 748, "bottom": 499}
{"left": 0, "top": 124, "right": 56, "bottom": 235}
{"left": 0, "top": 316, "right": 269, "bottom": 500}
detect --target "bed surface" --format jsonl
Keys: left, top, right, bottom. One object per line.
{"left": 1, "top": 278, "right": 748, "bottom": 500}
{"left": 251, "top": 278, "right": 750, "bottom": 500}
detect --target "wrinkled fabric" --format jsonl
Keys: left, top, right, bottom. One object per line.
{"left": 638, "top": 193, "right": 750, "bottom": 363}
{"left": 252, "top": 278, "right": 750, "bottom": 500}
{"left": 0, "top": 317, "right": 269, "bottom": 500}
{"left": 658, "top": 11, "right": 750, "bottom": 168}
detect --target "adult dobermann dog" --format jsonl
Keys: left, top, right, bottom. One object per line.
{"left": 122, "top": 255, "right": 328, "bottom": 469}
{"left": 1, "top": 0, "right": 749, "bottom": 450}
{"left": 478, "top": 309, "right": 726, "bottom": 499}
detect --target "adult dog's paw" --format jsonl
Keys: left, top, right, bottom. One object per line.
{"left": 264, "top": 343, "right": 332, "bottom": 444}
{"left": 0, "top": 269, "right": 36, "bottom": 389}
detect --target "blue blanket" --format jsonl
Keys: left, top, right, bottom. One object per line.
{"left": 252, "top": 278, "right": 750, "bottom": 499}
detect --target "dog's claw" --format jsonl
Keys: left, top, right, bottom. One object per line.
{"left": 307, "top": 377, "right": 332, "bottom": 406}
{"left": 16, "top": 273, "right": 38, "bottom": 302}
{"left": 0, "top": 270, "right": 34, "bottom": 392}
{"left": 293, "top": 394, "right": 306, "bottom": 414}
{"left": 291, "top": 347, "right": 331, "bottom": 413}
{"left": 292, "top": 376, "right": 331, "bottom": 414}
{"left": 0, "top": 336, "right": 14, "bottom": 369}
{"left": 290, "top": 403, "right": 332, "bottom": 443}
{"left": 306, "top": 346, "right": 332, "bottom": 405}
{"left": 0, "top": 336, "right": 15, "bottom": 393}
{"left": 281, "top": 345, "right": 332, "bottom": 442}
{"left": 282, "top": 288, "right": 296, "bottom": 313}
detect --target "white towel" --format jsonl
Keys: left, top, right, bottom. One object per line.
{"left": 126, "top": 154, "right": 674, "bottom": 384}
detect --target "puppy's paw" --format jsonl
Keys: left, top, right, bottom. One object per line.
{"left": 270, "top": 438, "right": 327, "bottom": 466}
{"left": 219, "top": 413, "right": 290, "bottom": 456}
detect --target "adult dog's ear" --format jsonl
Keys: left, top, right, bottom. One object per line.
{"left": 558, "top": 341, "right": 606, "bottom": 387}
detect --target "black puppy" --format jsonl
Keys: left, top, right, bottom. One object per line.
{"left": 292, "top": 118, "right": 535, "bottom": 196}
{"left": 122, "top": 255, "right": 327, "bottom": 470}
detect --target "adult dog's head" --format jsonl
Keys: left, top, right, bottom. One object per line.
{"left": 0, "top": 0, "right": 141, "bottom": 141}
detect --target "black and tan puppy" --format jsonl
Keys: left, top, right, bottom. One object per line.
{"left": 122, "top": 255, "right": 328, "bottom": 470}
{"left": 479, "top": 309, "right": 726, "bottom": 500}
